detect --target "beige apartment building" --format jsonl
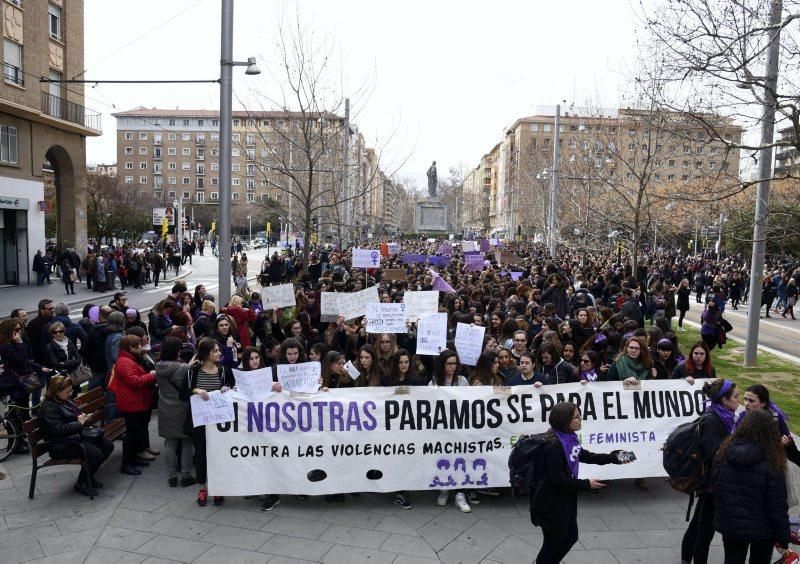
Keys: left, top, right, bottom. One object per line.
{"left": 0, "top": 0, "right": 100, "bottom": 284}
{"left": 463, "top": 107, "right": 742, "bottom": 240}
{"left": 113, "top": 108, "right": 399, "bottom": 239}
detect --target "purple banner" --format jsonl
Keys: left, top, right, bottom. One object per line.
{"left": 465, "top": 254, "right": 484, "bottom": 272}
{"left": 402, "top": 253, "right": 427, "bottom": 264}
{"left": 439, "top": 243, "right": 453, "bottom": 256}
{"left": 428, "top": 255, "right": 451, "bottom": 267}
{"left": 480, "top": 239, "right": 490, "bottom": 252}
{"left": 511, "top": 271, "right": 523, "bottom": 281}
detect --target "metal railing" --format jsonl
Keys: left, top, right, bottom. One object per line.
{"left": 3, "top": 63, "right": 23, "bottom": 86}
{"left": 40, "top": 92, "right": 101, "bottom": 131}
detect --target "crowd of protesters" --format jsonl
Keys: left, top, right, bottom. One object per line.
{"left": 3, "top": 237, "right": 800, "bottom": 563}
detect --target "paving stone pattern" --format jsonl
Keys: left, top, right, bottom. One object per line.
{"left": 0, "top": 421, "right": 784, "bottom": 563}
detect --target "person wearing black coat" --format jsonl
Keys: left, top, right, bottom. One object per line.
{"left": 530, "top": 401, "right": 628, "bottom": 564}
{"left": 676, "top": 279, "right": 691, "bottom": 329}
{"left": 681, "top": 379, "right": 738, "bottom": 564}
{"left": 39, "top": 375, "right": 114, "bottom": 496}
{"left": 712, "top": 408, "right": 790, "bottom": 563}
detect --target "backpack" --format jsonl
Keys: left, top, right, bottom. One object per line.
{"left": 662, "top": 414, "right": 709, "bottom": 520}
{"left": 508, "top": 433, "right": 549, "bottom": 496}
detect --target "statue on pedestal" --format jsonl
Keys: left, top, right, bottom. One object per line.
{"left": 427, "top": 161, "right": 438, "bottom": 198}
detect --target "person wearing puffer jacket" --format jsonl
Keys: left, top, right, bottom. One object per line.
{"left": 711, "top": 408, "right": 790, "bottom": 564}
{"left": 111, "top": 334, "right": 157, "bottom": 476}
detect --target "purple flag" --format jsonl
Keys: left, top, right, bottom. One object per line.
{"left": 511, "top": 271, "right": 523, "bottom": 281}
{"left": 465, "top": 254, "right": 484, "bottom": 272}
{"left": 480, "top": 239, "right": 490, "bottom": 252}
{"left": 439, "top": 243, "right": 453, "bottom": 256}
{"left": 403, "top": 253, "right": 427, "bottom": 264}
{"left": 428, "top": 255, "right": 451, "bottom": 267}
{"left": 429, "top": 269, "right": 455, "bottom": 294}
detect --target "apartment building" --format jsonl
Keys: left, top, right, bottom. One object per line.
{"left": 775, "top": 126, "right": 799, "bottom": 177}
{"left": 465, "top": 107, "right": 742, "bottom": 238}
{"left": 0, "top": 0, "right": 100, "bottom": 284}
{"left": 113, "top": 107, "right": 395, "bottom": 239}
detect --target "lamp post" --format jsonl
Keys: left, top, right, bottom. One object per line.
{"left": 173, "top": 198, "right": 182, "bottom": 275}
{"left": 247, "top": 213, "right": 252, "bottom": 242}
{"left": 219, "top": 0, "right": 260, "bottom": 304}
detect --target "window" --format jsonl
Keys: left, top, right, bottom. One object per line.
{"left": 196, "top": 148, "right": 205, "bottom": 160}
{"left": 668, "top": 174, "right": 675, "bottom": 181}
{"left": 154, "top": 133, "right": 162, "bottom": 143}
{"left": 3, "top": 40, "right": 23, "bottom": 85}
{"left": 246, "top": 134, "right": 255, "bottom": 146}
{"left": 182, "top": 119, "right": 189, "bottom": 126}
{"left": 168, "top": 148, "right": 176, "bottom": 156}
{"left": 124, "top": 176, "right": 133, "bottom": 184}
{"left": 196, "top": 164, "right": 205, "bottom": 175}
{"left": 125, "top": 147, "right": 133, "bottom": 155}
{"left": 196, "top": 192, "right": 204, "bottom": 203}
{"left": 182, "top": 177, "right": 190, "bottom": 185}
{"left": 246, "top": 164, "right": 255, "bottom": 175}
{"left": 710, "top": 146, "right": 719, "bottom": 155}
{"left": 232, "top": 133, "right": 241, "bottom": 142}
{"left": 180, "top": 191, "right": 189, "bottom": 200}
{"left": 247, "top": 193, "right": 255, "bottom": 202}
{"left": 628, "top": 129, "right": 635, "bottom": 136}
{"left": 608, "top": 142, "right": 616, "bottom": 151}
{"left": 232, "top": 163, "right": 240, "bottom": 172}
{"left": 154, "top": 147, "right": 162, "bottom": 158}
{"left": 682, "top": 175, "right": 689, "bottom": 180}
{"left": 196, "top": 177, "right": 204, "bottom": 189}
{"left": 139, "top": 132, "right": 148, "bottom": 140}
{"left": 182, "top": 148, "right": 191, "bottom": 156}
{"left": 48, "top": 4, "right": 61, "bottom": 41}
{"left": 722, "top": 163, "right": 730, "bottom": 171}
{"left": 210, "top": 192, "right": 219, "bottom": 201}
{"left": 211, "top": 163, "right": 219, "bottom": 171}
{"left": 139, "top": 162, "right": 147, "bottom": 169}
{"left": 246, "top": 149, "right": 255, "bottom": 160}
{"left": 247, "top": 119, "right": 255, "bottom": 127}
{"left": 654, "top": 173, "right": 661, "bottom": 180}
{"left": 627, "top": 143, "right": 634, "bottom": 151}
{"left": 232, "top": 178, "right": 240, "bottom": 186}
{"left": 543, "top": 124, "right": 552, "bottom": 132}
{"left": 262, "top": 120, "right": 269, "bottom": 127}
{"left": 530, "top": 124, "right": 538, "bottom": 132}
{"left": 196, "top": 134, "right": 205, "bottom": 143}
{"left": 211, "top": 120, "right": 218, "bottom": 127}
{"left": 232, "top": 192, "right": 240, "bottom": 200}
{"left": 181, "top": 133, "right": 190, "bottom": 141}
{"left": 153, "top": 163, "right": 162, "bottom": 173}
{"left": 626, "top": 173, "right": 633, "bottom": 180}
{"left": 125, "top": 162, "right": 133, "bottom": 169}
{"left": 668, "top": 159, "right": 675, "bottom": 167}
{"left": 233, "top": 119, "right": 241, "bottom": 127}
{"left": 182, "top": 162, "right": 190, "bottom": 171}
{"left": 139, "top": 176, "right": 147, "bottom": 184}
{"left": 198, "top": 119, "right": 204, "bottom": 126}
{"left": 168, "top": 162, "right": 176, "bottom": 170}
{"left": 211, "top": 178, "right": 219, "bottom": 186}
{"left": 683, "top": 161, "right": 689, "bottom": 168}
{"left": 167, "top": 191, "right": 176, "bottom": 199}
{"left": 696, "top": 146, "right": 703, "bottom": 155}
{"left": 168, "top": 177, "right": 177, "bottom": 185}
{"left": 211, "top": 133, "right": 219, "bottom": 141}
{"left": 168, "top": 119, "right": 176, "bottom": 126}
{"left": 168, "top": 133, "right": 176, "bottom": 141}
{"left": 124, "top": 132, "right": 133, "bottom": 141}
{"left": 683, "top": 146, "right": 690, "bottom": 154}
{"left": 211, "top": 148, "right": 219, "bottom": 156}
{"left": 261, "top": 149, "right": 269, "bottom": 158}
{"left": 232, "top": 149, "right": 240, "bottom": 157}
{"left": 139, "top": 147, "right": 147, "bottom": 155}
{"left": 246, "top": 178, "right": 255, "bottom": 190}
{"left": 709, "top": 161, "right": 717, "bottom": 169}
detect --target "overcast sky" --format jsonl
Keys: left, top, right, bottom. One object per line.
{"left": 85, "top": 0, "right": 643, "bottom": 189}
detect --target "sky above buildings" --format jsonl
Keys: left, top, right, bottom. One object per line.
{"left": 85, "top": 0, "right": 642, "bottom": 190}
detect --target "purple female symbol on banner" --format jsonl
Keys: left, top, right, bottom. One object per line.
{"left": 370, "top": 251, "right": 379, "bottom": 266}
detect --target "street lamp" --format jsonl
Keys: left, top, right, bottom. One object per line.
{"left": 219, "top": 0, "right": 261, "bottom": 305}
{"left": 247, "top": 213, "right": 252, "bottom": 242}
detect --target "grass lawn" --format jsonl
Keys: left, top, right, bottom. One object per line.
{"left": 676, "top": 326, "right": 800, "bottom": 433}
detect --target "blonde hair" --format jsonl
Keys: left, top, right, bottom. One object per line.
{"left": 201, "top": 300, "right": 216, "bottom": 314}
{"left": 48, "top": 321, "right": 65, "bottom": 335}
{"left": 45, "top": 375, "right": 73, "bottom": 400}
{"left": 228, "top": 295, "right": 244, "bottom": 307}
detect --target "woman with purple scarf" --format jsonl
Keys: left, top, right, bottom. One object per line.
{"left": 530, "top": 401, "right": 631, "bottom": 563}
{"left": 681, "top": 378, "right": 739, "bottom": 564}
{"left": 740, "top": 384, "right": 800, "bottom": 467}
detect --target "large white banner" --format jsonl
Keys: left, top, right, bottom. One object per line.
{"left": 206, "top": 380, "right": 707, "bottom": 496}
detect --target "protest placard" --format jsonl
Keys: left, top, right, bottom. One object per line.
{"left": 402, "top": 253, "right": 427, "bottom": 264}
{"left": 387, "top": 242, "right": 401, "bottom": 255}
{"left": 454, "top": 323, "right": 485, "bottom": 366}
{"left": 338, "top": 285, "right": 379, "bottom": 320}
{"left": 319, "top": 292, "right": 340, "bottom": 322}
{"left": 190, "top": 390, "right": 235, "bottom": 427}
{"left": 428, "top": 256, "right": 450, "bottom": 267}
{"left": 366, "top": 303, "right": 408, "bottom": 333}
{"left": 232, "top": 368, "right": 275, "bottom": 401}
{"left": 461, "top": 240, "right": 477, "bottom": 252}
{"left": 439, "top": 242, "right": 453, "bottom": 256}
{"left": 464, "top": 254, "right": 484, "bottom": 272}
{"left": 416, "top": 312, "right": 447, "bottom": 355}
{"left": 261, "top": 283, "right": 297, "bottom": 309}
{"left": 276, "top": 361, "right": 321, "bottom": 394}
{"left": 404, "top": 291, "right": 439, "bottom": 322}
{"left": 480, "top": 239, "right": 491, "bottom": 252}
{"left": 382, "top": 268, "right": 406, "bottom": 281}
{"left": 352, "top": 248, "right": 381, "bottom": 268}
{"left": 510, "top": 271, "right": 523, "bottom": 281}
{"left": 344, "top": 360, "right": 361, "bottom": 380}
{"left": 499, "top": 252, "right": 521, "bottom": 265}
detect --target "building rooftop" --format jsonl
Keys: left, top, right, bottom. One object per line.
{"left": 112, "top": 107, "right": 343, "bottom": 121}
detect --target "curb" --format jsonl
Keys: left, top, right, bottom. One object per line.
{"left": 682, "top": 318, "right": 800, "bottom": 366}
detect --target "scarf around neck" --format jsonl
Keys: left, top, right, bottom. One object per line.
{"left": 580, "top": 368, "right": 598, "bottom": 382}
{"left": 555, "top": 430, "right": 582, "bottom": 478}
{"left": 615, "top": 354, "right": 650, "bottom": 380}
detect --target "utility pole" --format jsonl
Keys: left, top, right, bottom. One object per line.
{"left": 548, "top": 104, "right": 561, "bottom": 257}
{"left": 218, "top": 0, "right": 234, "bottom": 304}
{"left": 341, "top": 98, "right": 350, "bottom": 245}
{"left": 744, "top": 0, "right": 782, "bottom": 366}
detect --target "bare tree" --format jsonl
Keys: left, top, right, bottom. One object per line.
{"left": 87, "top": 173, "right": 157, "bottom": 244}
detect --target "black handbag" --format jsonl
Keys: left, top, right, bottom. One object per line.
{"left": 80, "top": 427, "right": 105, "bottom": 447}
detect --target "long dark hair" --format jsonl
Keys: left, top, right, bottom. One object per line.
{"left": 470, "top": 350, "right": 503, "bottom": 386}
{"left": 321, "top": 350, "right": 345, "bottom": 388}
{"left": 279, "top": 338, "right": 306, "bottom": 364}
{"left": 387, "top": 349, "right": 419, "bottom": 386}
{"left": 241, "top": 346, "right": 263, "bottom": 370}
{"left": 716, "top": 408, "right": 786, "bottom": 473}
{"left": 434, "top": 349, "right": 460, "bottom": 386}
{"left": 547, "top": 401, "right": 578, "bottom": 436}
{"left": 356, "top": 344, "right": 382, "bottom": 387}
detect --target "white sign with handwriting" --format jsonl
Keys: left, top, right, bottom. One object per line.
{"left": 190, "top": 390, "right": 235, "bottom": 427}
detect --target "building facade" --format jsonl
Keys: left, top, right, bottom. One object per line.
{"left": 113, "top": 108, "right": 394, "bottom": 241}
{"left": 0, "top": 0, "right": 100, "bottom": 284}
{"left": 464, "top": 107, "right": 742, "bottom": 240}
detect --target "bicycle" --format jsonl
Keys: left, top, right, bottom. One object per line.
{"left": 0, "top": 394, "right": 43, "bottom": 462}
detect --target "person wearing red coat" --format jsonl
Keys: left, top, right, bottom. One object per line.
{"left": 111, "top": 334, "right": 157, "bottom": 475}
{"left": 220, "top": 295, "right": 257, "bottom": 347}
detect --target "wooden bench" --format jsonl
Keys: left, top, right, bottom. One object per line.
{"left": 23, "top": 387, "right": 126, "bottom": 500}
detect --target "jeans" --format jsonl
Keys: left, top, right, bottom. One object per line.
{"left": 164, "top": 437, "right": 194, "bottom": 478}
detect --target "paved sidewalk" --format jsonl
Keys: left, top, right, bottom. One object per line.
{"left": 0, "top": 266, "right": 194, "bottom": 316}
{"left": 0, "top": 416, "right": 758, "bottom": 564}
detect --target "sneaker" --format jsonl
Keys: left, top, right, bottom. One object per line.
{"left": 454, "top": 492, "right": 471, "bottom": 513}
{"left": 436, "top": 491, "right": 449, "bottom": 506}
{"left": 197, "top": 488, "right": 208, "bottom": 507}
{"left": 467, "top": 491, "right": 480, "bottom": 504}
{"left": 393, "top": 494, "right": 412, "bottom": 510}
{"left": 477, "top": 488, "right": 500, "bottom": 496}
{"left": 213, "top": 496, "right": 225, "bottom": 506}
{"left": 261, "top": 495, "right": 280, "bottom": 511}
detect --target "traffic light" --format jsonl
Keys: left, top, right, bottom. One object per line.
{"left": 211, "top": 220, "right": 216, "bottom": 233}
{"left": 312, "top": 216, "right": 318, "bottom": 230}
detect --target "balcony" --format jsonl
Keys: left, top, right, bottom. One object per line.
{"left": 195, "top": 138, "right": 205, "bottom": 146}
{"left": 41, "top": 92, "right": 101, "bottom": 132}
{"left": 196, "top": 154, "right": 205, "bottom": 161}
{"left": 153, "top": 139, "right": 162, "bottom": 146}
{"left": 3, "top": 63, "right": 23, "bottom": 86}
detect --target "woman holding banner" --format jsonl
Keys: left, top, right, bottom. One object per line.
{"left": 384, "top": 349, "right": 425, "bottom": 387}
{"left": 531, "top": 401, "right": 631, "bottom": 563}
{"left": 188, "top": 338, "right": 236, "bottom": 507}
{"left": 681, "top": 379, "right": 738, "bottom": 564}
{"left": 353, "top": 344, "right": 382, "bottom": 387}
{"left": 672, "top": 342, "right": 715, "bottom": 382}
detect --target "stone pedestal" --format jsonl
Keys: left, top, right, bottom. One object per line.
{"left": 414, "top": 198, "right": 449, "bottom": 232}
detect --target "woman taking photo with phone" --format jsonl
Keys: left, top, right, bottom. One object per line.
{"left": 531, "top": 401, "right": 631, "bottom": 563}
